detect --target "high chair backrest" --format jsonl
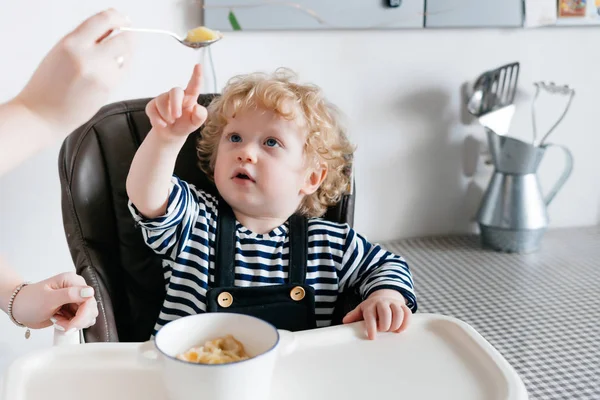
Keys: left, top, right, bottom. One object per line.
{"left": 58, "top": 95, "right": 357, "bottom": 342}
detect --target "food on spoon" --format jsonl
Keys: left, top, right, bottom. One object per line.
{"left": 176, "top": 335, "right": 250, "bottom": 364}
{"left": 185, "top": 26, "right": 221, "bottom": 43}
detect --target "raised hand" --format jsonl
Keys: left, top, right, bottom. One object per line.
{"left": 145, "top": 63, "right": 208, "bottom": 138}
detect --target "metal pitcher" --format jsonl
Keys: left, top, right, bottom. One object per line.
{"left": 477, "top": 128, "right": 573, "bottom": 253}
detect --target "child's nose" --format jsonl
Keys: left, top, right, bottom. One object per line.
{"left": 237, "top": 155, "right": 255, "bottom": 163}
{"left": 237, "top": 147, "right": 257, "bottom": 163}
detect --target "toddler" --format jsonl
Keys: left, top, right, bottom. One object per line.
{"left": 126, "top": 64, "right": 417, "bottom": 340}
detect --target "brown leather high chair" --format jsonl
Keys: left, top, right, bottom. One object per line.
{"left": 58, "top": 94, "right": 357, "bottom": 343}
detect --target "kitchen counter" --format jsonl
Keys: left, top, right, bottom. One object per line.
{"left": 382, "top": 226, "right": 600, "bottom": 399}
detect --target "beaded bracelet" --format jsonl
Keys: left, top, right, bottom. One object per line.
{"left": 7, "top": 282, "right": 31, "bottom": 339}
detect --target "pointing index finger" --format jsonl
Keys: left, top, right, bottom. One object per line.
{"left": 184, "top": 64, "right": 203, "bottom": 100}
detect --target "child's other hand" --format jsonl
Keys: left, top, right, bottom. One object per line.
{"left": 342, "top": 289, "right": 411, "bottom": 340}
{"left": 145, "top": 63, "right": 208, "bottom": 138}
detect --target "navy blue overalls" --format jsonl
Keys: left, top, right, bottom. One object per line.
{"left": 206, "top": 200, "right": 318, "bottom": 331}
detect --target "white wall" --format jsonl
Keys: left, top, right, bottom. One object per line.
{"left": 1, "top": 0, "right": 599, "bottom": 375}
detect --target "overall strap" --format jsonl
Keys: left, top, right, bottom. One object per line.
{"left": 288, "top": 214, "right": 308, "bottom": 285}
{"left": 215, "top": 200, "right": 236, "bottom": 287}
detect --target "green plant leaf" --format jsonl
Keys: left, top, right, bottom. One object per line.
{"left": 228, "top": 11, "right": 242, "bottom": 31}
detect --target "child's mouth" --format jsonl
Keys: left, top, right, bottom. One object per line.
{"left": 233, "top": 172, "right": 255, "bottom": 183}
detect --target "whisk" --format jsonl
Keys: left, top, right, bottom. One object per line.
{"left": 531, "top": 81, "right": 575, "bottom": 146}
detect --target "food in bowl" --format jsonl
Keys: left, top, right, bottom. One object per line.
{"left": 176, "top": 335, "right": 250, "bottom": 364}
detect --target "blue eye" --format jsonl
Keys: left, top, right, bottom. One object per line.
{"left": 229, "top": 134, "right": 242, "bottom": 143}
{"left": 265, "top": 138, "right": 279, "bottom": 147}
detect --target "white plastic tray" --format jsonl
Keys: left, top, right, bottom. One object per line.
{"left": 1, "top": 314, "right": 527, "bottom": 400}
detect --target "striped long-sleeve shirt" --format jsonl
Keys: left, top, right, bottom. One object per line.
{"left": 129, "top": 176, "right": 417, "bottom": 336}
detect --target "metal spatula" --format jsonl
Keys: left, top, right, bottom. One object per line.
{"left": 467, "top": 62, "right": 520, "bottom": 134}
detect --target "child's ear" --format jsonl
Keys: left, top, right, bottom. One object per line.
{"left": 301, "top": 163, "right": 327, "bottom": 196}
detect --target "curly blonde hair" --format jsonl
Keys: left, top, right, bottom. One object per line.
{"left": 197, "top": 68, "right": 355, "bottom": 218}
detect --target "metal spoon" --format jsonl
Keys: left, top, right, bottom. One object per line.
{"left": 118, "top": 27, "right": 223, "bottom": 49}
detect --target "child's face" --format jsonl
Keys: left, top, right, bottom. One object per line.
{"left": 213, "top": 107, "right": 322, "bottom": 221}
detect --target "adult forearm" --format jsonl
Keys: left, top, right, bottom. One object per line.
{"left": 0, "top": 256, "right": 25, "bottom": 313}
{"left": 0, "top": 99, "right": 62, "bottom": 176}
{"left": 126, "top": 129, "right": 188, "bottom": 218}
